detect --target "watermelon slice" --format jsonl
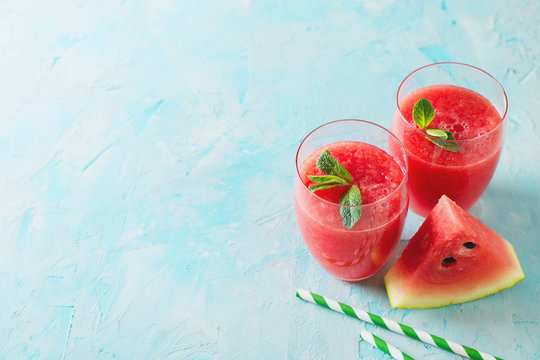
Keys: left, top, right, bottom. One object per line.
{"left": 384, "top": 195, "right": 525, "bottom": 309}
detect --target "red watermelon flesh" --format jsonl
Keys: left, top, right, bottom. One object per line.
{"left": 384, "top": 195, "right": 525, "bottom": 309}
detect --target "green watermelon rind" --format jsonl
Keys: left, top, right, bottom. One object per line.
{"left": 384, "top": 238, "right": 525, "bottom": 309}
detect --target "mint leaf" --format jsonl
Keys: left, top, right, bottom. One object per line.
{"left": 425, "top": 128, "right": 459, "bottom": 152}
{"left": 426, "top": 134, "right": 459, "bottom": 152}
{"left": 309, "top": 183, "right": 345, "bottom": 192}
{"left": 316, "top": 150, "right": 353, "bottom": 182}
{"left": 412, "top": 98, "right": 435, "bottom": 129}
{"left": 339, "top": 185, "right": 362, "bottom": 229}
{"left": 308, "top": 175, "right": 349, "bottom": 193}
{"left": 308, "top": 175, "right": 349, "bottom": 186}
{"left": 425, "top": 128, "right": 448, "bottom": 139}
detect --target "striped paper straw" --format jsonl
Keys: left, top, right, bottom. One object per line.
{"left": 296, "top": 289, "right": 503, "bottom": 360}
{"left": 360, "top": 329, "right": 415, "bottom": 360}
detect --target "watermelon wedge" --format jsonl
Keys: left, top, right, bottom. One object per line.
{"left": 384, "top": 195, "right": 525, "bottom": 309}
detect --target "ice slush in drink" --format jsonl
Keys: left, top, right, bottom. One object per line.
{"left": 294, "top": 122, "right": 408, "bottom": 281}
{"left": 393, "top": 84, "right": 504, "bottom": 216}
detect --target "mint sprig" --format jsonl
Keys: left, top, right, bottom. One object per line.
{"left": 308, "top": 175, "right": 349, "bottom": 192}
{"left": 412, "top": 98, "right": 459, "bottom": 153}
{"left": 412, "top": 98, "right": 435, "bottom": 129}
{"left": 308, "top": 150, "right": 362, "bottom": 229}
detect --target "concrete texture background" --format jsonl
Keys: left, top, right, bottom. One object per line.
{"left": 0, "top": 0, "right": 538, "bottom": 358}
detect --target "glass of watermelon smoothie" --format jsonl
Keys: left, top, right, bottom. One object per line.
{"left": 294, "top": 120, "right": 409, "bottom": 281}
{"left": 392, "top": 63, "right": 507, "bottom": 217}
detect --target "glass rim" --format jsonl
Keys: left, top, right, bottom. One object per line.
{"left": 396, "top": 62, "right": 508, "bottom": 142}
{"left": 295, "top": 119, "right": 408, "bottom": 209}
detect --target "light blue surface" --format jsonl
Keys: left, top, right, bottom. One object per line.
{"left": 1, "top": 1, "right": 539, "bottom": 359}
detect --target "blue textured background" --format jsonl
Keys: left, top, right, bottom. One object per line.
{"left": 1, "top": 1, "right": 539, "bottom": 359}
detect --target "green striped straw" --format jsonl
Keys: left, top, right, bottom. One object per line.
{"left": 360, "top": 329, "right": 415, "bottom": 360}
{"left": 296, "top": 288, "right": 503, "bottom": 360}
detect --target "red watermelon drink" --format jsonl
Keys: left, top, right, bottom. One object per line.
{"left": 294, "top": 120, "right": 409, "bottom": 281}
{"left": 392, "top": 63, "right": 507, "bottom": 217}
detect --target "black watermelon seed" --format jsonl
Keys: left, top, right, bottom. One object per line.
{"left": 442, "top": 257, "right": 456, "bottom": 267}
{"left": 463, "top": 242, "right": 476, "bottom": 249}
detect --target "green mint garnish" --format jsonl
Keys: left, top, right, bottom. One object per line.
{"left": 316, "top": 150, "right": 353, "bottom": 183}
{"left": 412, "top": 98, "right": 459, "bottom": 153}
{"left": 308, "top": 150, "right": 362, "bottom": 229}
{"left": 308, "top": 175, "right": 349, "bottom": 192}
{"left": 425, "top": 128, "right": 459, "bottom": 152}
{"left": 425, "top": 128, "right": 448, "bottom": 139}
{"left": 339, "top": 185, "right": 362, "bottom": 229}
{"left": 412, "top": 98, "right": 435, "bottom": 129}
